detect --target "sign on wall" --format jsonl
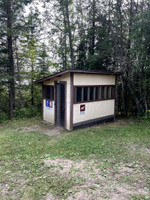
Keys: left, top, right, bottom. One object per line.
{"left": 46, "top": 100, "right": 53, "bottom": 110}
{"left": 80, "top": 104, "right": 85, "bottom": 115}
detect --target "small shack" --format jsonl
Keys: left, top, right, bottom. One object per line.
{"left": 35, "top": 69, "right": 121, "bottom": 130}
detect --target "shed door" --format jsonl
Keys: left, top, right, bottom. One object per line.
{"left": 55, "top": 82, "right": 66, "bottom": 128}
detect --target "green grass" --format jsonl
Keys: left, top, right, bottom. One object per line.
{"left": 129, "top": 194, "right": 150, "bottom": 200}
{"left": 0, "top": 118, "right": 150, "bottom": 199}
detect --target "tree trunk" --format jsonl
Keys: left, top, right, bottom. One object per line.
{"left": 90, "top": 0, "right": 96, "bottom": 55}
{"left": 144, "top": 89, "right": 148, "bottom": 117}
{"left": 64, "top": 33, "right": 67, "bottom": 69}
{"left": 124, "top": 78, "right": 128, "bottom": 116}
{"left": 7, "top": 0, "right": 15, "bottom": 119}
{"left": 115, "top": 76, "right": 119, "bottom": 116}
{"left": 128, "top": 81, "right": 144, "bottom": 115}
{"left": 65, "top": 0, "right": 75, "bottom": 69}
{"left": 31, "top": 62, "right": 34, "bottom": 106}
{"left": 61, "top": 4, "right": 67, "bottom": 69}
{"left": 15, "top": 39, "right": 23, "bottom": 109}
{"left": 141, "top": 65, "right": 148, "bottom": 117}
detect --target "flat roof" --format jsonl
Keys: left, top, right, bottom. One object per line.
{"left": 35, "top": 69, "right": 122, "bottom": 84}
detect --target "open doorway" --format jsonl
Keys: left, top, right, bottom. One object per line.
{"left": 55, "top": 81, "right": 66, "bottom": 128}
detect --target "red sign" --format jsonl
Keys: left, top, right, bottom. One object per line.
{"left": 80, "top": 104, "right": 85, "bottom": 112}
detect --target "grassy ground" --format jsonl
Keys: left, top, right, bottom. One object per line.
{"left": 0, "top": 118, "right": 149, "bottom": 200}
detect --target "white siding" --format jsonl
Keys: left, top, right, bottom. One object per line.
{"left": 43, "top": 73, "right": 71, "bottom": 130}
{"left": 74, "top": 73, "right": 115, "bottom": 85}
{"left": 73, "top": 73, "right": 115, "bottom": 125}
{"left": 43, "top": 99, "right": 55, "bottom": 123}
{"left": 73, "top": 100, "right": 115, "bottom": 124}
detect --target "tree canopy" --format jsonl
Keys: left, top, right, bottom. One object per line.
{"left": 0, "top": 0, "right": 150, "bottom": 121}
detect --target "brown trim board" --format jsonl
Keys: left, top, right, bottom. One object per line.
{"left": 114, "top": 76, "right": 117, "bottom": 121}
{"left": 54, "top": 81, "right": 57, "bottom": 125}
{"left": 70, "top": 72, "right": 74, "bottom": 130}
{"left": 64, "top": 82, "right": 67, "bottom": 129}
{"left": 42, "top": 84, "right": 45, "bottom": 121}
{"left": 74, "top": 98, "right": 115, "bottom": 104}
{"left": 74, "top": 84, "right": 115, "bottom": 87}
{"left": 73, "top": 115, "right": 115, "bottom": 129}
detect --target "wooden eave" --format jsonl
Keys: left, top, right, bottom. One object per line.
{"left": 35, "top": 69, "right": 122, "bottom": 84}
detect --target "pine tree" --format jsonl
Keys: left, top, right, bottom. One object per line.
{"left": 0, "top": 0, "right": 32, "bottom": 119}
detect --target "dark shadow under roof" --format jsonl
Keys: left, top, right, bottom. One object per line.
{"left": 35, "top": 69, "right": 122, "bottom": 84}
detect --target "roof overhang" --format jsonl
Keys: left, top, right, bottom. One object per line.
{"left": 35, "top": 69, "right": 122, "bottom": 84}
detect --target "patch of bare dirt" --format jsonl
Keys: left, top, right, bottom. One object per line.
{"left": 44, "top": 158, "right": 150, "bottom": 200}
{"left": 45, "top": 158, "right": 74, "bottom": 173}
{"left": 0, "top": 174, "right": 27, "bottom": 199}
{"left": 19, "top": 123, "right": 62, "bottom": 136}
{"left": 0, "top": 183, "right": 16, "bottom": 198}
{"left": 115, "top": 184, "right": 149, "bottom": 197}
{"left": 128, "top": 144, "right": 139, "bottom": 152}
{"left": 44, "top": 127, "right": 62, "bottom": 136}
{"left": 20, "top": 125, "right": 40, "bottom": 132}
{"left": 109, "top": 193, "right": 127, "bottom": 200}
{"left": 46, "top": 192, "right": 57, "bottom": 200}
{"left": 143, "top": 147, "right": 150, "bottom": 154}
{"left": 0, "top": 183, "right": 8, "bottom": 196}
{"left": 120, "top": 166, "right": 134, "bottom": 173}
{"left": 67, "top": 190, "right": 94, "bottom": 200}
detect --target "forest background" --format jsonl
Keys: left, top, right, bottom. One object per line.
{"left": 0, "top": 0, "right": 150, "bottom": 122}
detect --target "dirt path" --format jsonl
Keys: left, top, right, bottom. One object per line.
{"left": 20, "top": 123, "right": 63, "bottom": 136}
{"left": 44, "top": 127, "right": 63, "bottom": 136}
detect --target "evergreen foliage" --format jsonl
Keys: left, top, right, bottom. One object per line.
{"left": 0, "top": 0, "right": 150, "bottom": 121}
